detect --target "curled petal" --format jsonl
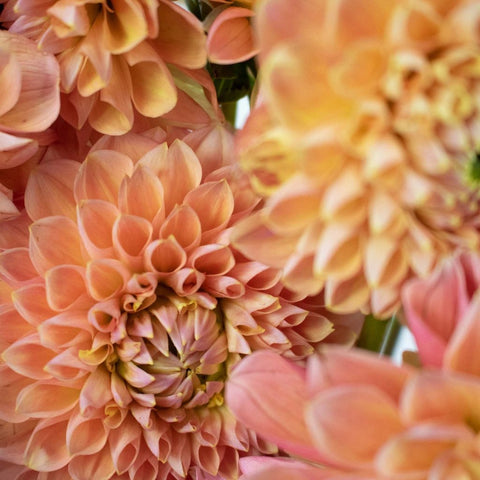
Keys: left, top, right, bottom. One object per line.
{"left": 144, "top": 237, "right": 186, "bottom": 274}
{"left": 86, "top": 258, "right": 130, "bottom": 301}
{"left": 12, "top": 283, "right": 54, "bottom": 326}
{"left": 160, "top": 204, "right": 202, "bottom": 251}
{"left": 68, "top": 443, "right": 115, "bottom": 480}
{"left": 45, "top": 264, "right": 90, "bottom": 311}
{"left": 108, "top": 414, "right": 141, "bottom": 474}
{"left": 67, "top": 407, "right": 108, "bottom": 456}
{"left": 0, "top": 247, "right": 37, "bottom": 286}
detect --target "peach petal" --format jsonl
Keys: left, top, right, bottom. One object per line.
{"left": 77, "top": 199, "right": 118, "bottom": 259}
{"left": 265, "top": 175, "right": 322, "bottom": 234}
{"left": 203, "top": 275, "right": 245, "bottom": 299}
{"left": 375, "top": 424, "right": 472, "bottom": 477}
{"left": 0, "top": 132, "right": 38, "bottom": 170}
{"left": 74, "top": 149, "right": 134, "bottom": 204}
{"left": 162, "top": 267, "right": 205, "bottom": 296}
{"left": 229, "top": 261, "right": 281, "bottom": 290}
{"left": 38, "top": 311, "right": 92, "bottom": 349}
{"left": 25, "top": 416, "right": 71, "bottom": 472}
{"left": 184, "top": 179, "right": 234, "bottom": 237}
{"left": 24, "top": 160, "right": 80, "bottom": 221}
{"left": 401, "top": 371, "right": 480, "bottom": 426}
{"left": 47, "top": 2, "right": 91, "bottom": 37}
{"left": 89, "top": 57, "right": 134, "bottom": 135}
{"left": 144, "top": 237, "right": 186, "bottom": 274}
{"left": 232, "top": 211, "right": 298, "bottom": 268}
{"left": 29, "top": 216, "right": 83, "bottom": 275}
{"left": 207, "top": 7, "right": 257, "bottom": 64}
{"left": 102, "top": 0, "right": 147, "bottom": 54}
{"left": 16, "top": 381, "right": 79, "bottom": 417}
{"left": 68, "top": 443, "right": 115, "bottom": 480}
{"left": 108, "top": 414, "right": 141, "bottom": 474}
{"left": 0, "top": 365, "right": 34, "bottom": 422}
{"left": 86, "top": 258, "right": 130, "bottom": 301}
{"left": 2, "top": 333, "right": 54, "bottom": 380}
{"left": 79, "top": 366, "right": 113, "bottom": 414}
{"left": 124, "top": 43, "right": 177, "bottom": 117}
{"left": 154, "top": 0, "right": 207, "bottom": 69}
{"left": 12, "top": 284, "right": 54, "bottom": 326}
{"left": 160, "top": 204, "right": 202, "bottom": 251}
{"left": 364, "top": 236, "right": 408, "bottom": 288}
{"left": 0, "top": 247, "right": 37, "bottom": 286}
{"left": 44, "top": 347, "right": 91, "bottom": 380}
{"left": 117, "top": 361, "right": 154, "bottom": 389}
{"left": 118, "top": 164, "right": 164, "bottom": 225}
{"left": 112, "top": 214, "right": 153, "bottom": 271}
{"left": 307, "top": 385, "right": 403, "bottom": 469}
{"left": 0, "top": 46, "right": 21, "bottom": 117}
{"left": 445, "top": 295, "right": 480, "bottom": 376}
{"left": 0, "top": 305, "right": 34, "bottom": 352}
{"left": 66, "top": 407, "right": 108, "bottom": 456}
{"left": 78, "top": 333, "right": 113, "bottom": 367}
{"left": 324, "top": 271, "right": 370, "bottom": 313}
{"left": 226, "top": 350, "right": 326, "bottom": 464}
{"left": 0, "top": 31, "right": 60, "bottom": 133}
{"left": 0, "top": 210, "right": 30, "bottom": 249}
{"left": 148, "top": 140, "right": 202, "bottom": 214}
{"left": 111, "top": 371, "right": 132, "bottom": 408}
{"left": 189, "top": 244, "right": 235, "bottom": 276}
{"left": 0, "top": 418, "right": 36, "bottom": 465}
{"left": 45, "top": 264, "right": 90, "bottom": 311}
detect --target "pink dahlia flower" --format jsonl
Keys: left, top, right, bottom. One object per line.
{"left": 233, "top": 0, "right": 480, "bottom": 317}
{"left": 1, "top": 0, "right": 207, "bottom": 135}
{"left": 0, "top": 30, "right": 60, "bottom": 219}
{"left": 205, "top": 1, "right": 258, "bottom": 65}
{"left": 227, "top": 348, "right": 480, "bottom": 479}
{"left": 402, "top": 251, "right": 480, "bottom": 369}
{"left": 0, "top": 137, "right": 343, "bottom": 479}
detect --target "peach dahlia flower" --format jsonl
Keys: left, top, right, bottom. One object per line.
{"left": 233, "top": 0, "right": 480, "bottom": 317}
{"left": 228, "top": 348, "right": 480, "bottom": 479}
{"left": 0, "top": 30, "right": 60, "bottom": 219}
{"left": 1, "top": 0, "right": 207, "bottom": 135}
{"left": 0, "top": 138, "right": 338, "bottom": 479}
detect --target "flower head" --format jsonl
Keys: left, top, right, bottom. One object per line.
{"left": 227, "top": 347, "right": 480, "bottom": 479}
{"left": 1, "top": 0, "right": 207, "bottom": 135}
{"left": 233, "top": 0, "right": 480, "bottom": 317}
{"left": 0, "top": 135, "right": 342, "bottom": 479}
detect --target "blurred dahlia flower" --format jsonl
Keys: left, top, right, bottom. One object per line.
{"left": 0, "top": 137, "right": 344, "bottom": 479}
{"left": 228, "top": 348, "right": 480, "bottom": 479}
{"left": 1, "top": 0, "right": 207, "bottom": 135}
{"left": 0, "top": 30, "right": 60, "bottom": 219}
{"left": 205, "top": 0, "right": 258, "bottom": 65}
{"left": 233, "top": 0, "right": 480, "bottom": 317}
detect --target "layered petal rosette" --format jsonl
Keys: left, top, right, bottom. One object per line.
{"left": 1, "top": 0, "right": 207, "bottom": 135}
{"left": 233, "top": 0, "right": 480, "bottom": 317}
{"left": 228, "top": 348, "right": 480, "bottom": 479}
{"left": 0, "top": 137, "right": 341, "bottom": 479}
{"left": 0, "top": 30, "right": 60, "bottom": 219}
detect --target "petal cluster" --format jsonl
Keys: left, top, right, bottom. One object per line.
{"left": 0, "top": 31, "right": 60, "bottom": 219}
{"left": 0, "top": 136, "right": 344, "bottom": 479}
{"left": 234, "top": 0, "right": 480, "bottom": 317}
{"left": 1, "top": 0, "right": 207, "bottom": 134}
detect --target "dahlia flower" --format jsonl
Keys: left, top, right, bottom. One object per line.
{"left": 403, "top": 251, "right": 480, "bottom": 369}
{"left": 205, "top": 1, "right": 258, "bottom": 65}
{"left": 233, "top": 0, "right": 480, "bottom": 317}
{"left": 0, "top": 137, "right": 343, "bottom": 479}
{"left": 1, "top": 0, "right": 207, "bottom": 135}
{"left": 0, "top": 30, "right": 60, "bottom": 219}
{"left": 227, "top": 348, "right": 480, "bottom": 479}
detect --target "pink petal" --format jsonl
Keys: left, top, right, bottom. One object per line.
{"left": 0, "top": 247, "right": 37, "bottom": 286}
{"left": 108, "top": 414, "right": 141, "bottom": 474}
{"left": 79, "top": 365, "right": 113, "bottom": 414}
{"left": 226, "top": 350, "right": 327, "bottom": 463}
{"left": 68, "top": 444, "right": 115, "bottom": 480}
{"left": 66, "top": 406, "right": 108, "bottom": 456}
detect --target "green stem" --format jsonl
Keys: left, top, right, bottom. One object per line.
{"left": 221, "top": 102, "right": 238, "bottom": 128}
{"left": 356, "top": 314, "right": 401, "bottom": 356}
